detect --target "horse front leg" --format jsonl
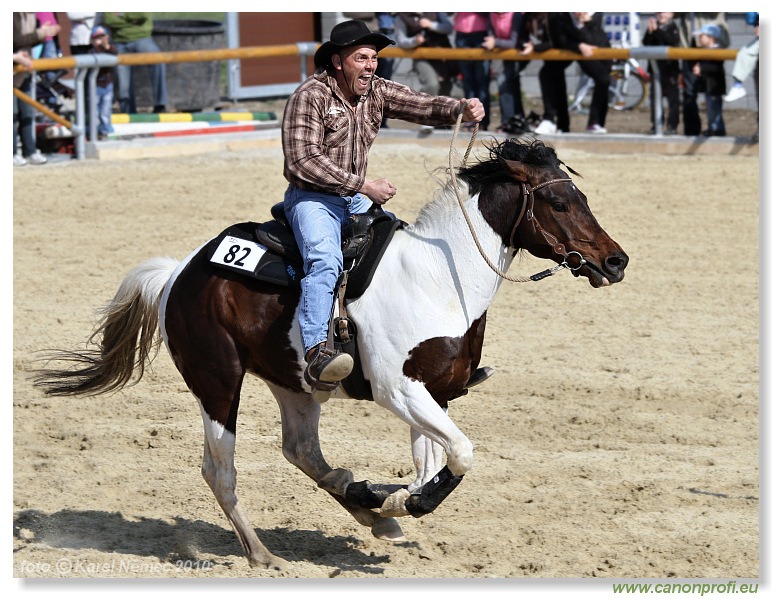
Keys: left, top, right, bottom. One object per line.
{"left": 371, "top": 378, "right": 473, "bottom": 518}
{"left": 267, "top": 383, "right": 406, "bottom": 542}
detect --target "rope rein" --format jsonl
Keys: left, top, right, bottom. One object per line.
{"left": 448, "top": 108, "right": 581, "bottom": 283}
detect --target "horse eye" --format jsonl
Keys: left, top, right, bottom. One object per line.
{"left": 552, "top": 202, "right": 568, "bottom": 212}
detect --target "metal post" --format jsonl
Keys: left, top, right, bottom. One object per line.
{"left": 74, "top": 66, "right": 88, "bottom": 160}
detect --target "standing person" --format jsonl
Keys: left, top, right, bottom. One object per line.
{"left": 482, "top": 12, "right": 525, "bottom": 132}
{"left": 90, "top": 25, "right": 118, "bottom": 140}
{"left": 13, "top": 12, "right": 60, "bottom": 167}
{"left": 454, "top": 12, "right": 491, "bottom": 130}
{"left": 518, "top": 13, "right": 555, "bottom": 134}
{"left": 692, "top": 24, "right": 727, "bottom": 136}
{"left": 67, "top": 12, "right": 97, "bottom": 56}
{"left": 394, "top": 12, "right": 456, "bottom": 97}
{"left": 102, "top": 12, "right": 167, "bottom": 114}
{"left": 281, "top": 20, "right": 484, "bottom": 398}
{"left": 540, "top": 12, "right": 611, "bottom": 135}
{"left": 643, "top": 12, "right": 681, "bottom": 135}
{"left": 675, "top": 13, "right": 728, "bottom": 136}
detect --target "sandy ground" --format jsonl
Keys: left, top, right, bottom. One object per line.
{"left": 12, "top": 136, "right": 759, "bottom": 582}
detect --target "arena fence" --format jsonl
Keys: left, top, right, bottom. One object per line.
{"left": 14, "top": 44, "right": 739, "bottom": 160}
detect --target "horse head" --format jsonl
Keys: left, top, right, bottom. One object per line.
{"left": 462, "top": 138, "right": 628, "bottom": 288}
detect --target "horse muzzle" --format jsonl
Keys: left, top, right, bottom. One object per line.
{"left": 574, "top": 249, "right": 628, "bottom": 288}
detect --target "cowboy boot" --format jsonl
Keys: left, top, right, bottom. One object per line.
{"left": 304, "top": 344, "right": 354, "bottom": 403}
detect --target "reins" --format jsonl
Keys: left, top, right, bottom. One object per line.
{"left": 449, "top": 109, "right": 586, "bottom": 283}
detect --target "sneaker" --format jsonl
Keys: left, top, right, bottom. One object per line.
{"left": 27, "top": 151, "right": 47, "bottom": 165}
{"left": 534, "top": 119, "right": 558, "bottom": 135}
{"left": 13, "top": 154, "right": 27, "bottom": 167}
{"left": 586, "top": 124, "right": 607, "bottom": 134}
{"left": 723, "top": 85, "right": 747, "bottom": 103}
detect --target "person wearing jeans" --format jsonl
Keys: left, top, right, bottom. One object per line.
{"left": 102, "top": 13, "right": 167, "bottom": 113}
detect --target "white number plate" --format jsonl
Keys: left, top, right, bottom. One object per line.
{"left": 210, "top": 236, "right": 266, "bottom": 272}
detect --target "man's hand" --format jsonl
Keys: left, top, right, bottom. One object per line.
{"left": 361, "top": 178, "right": 397, "bottom": 205}
{"left": 459, "top": 98, "right": 485, "bottom": 123}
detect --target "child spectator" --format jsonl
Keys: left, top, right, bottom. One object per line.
{"left": 90, "top": 25, "right": 117, "bottom": 140}
{"left": 692, "top": 23, "right": 726, "bottom": 136}
{"left": 643, "top": 12, "right": 681, "bottom": 135}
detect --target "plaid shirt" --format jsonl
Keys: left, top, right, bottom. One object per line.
{"left": 282, "top": 68, "right": 461, "bottom": 196}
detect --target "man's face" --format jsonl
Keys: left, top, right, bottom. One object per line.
{"left": 333, "top": 45, "right": 378, "bottom": 98}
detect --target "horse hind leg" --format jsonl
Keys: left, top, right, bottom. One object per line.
{"left": 198, "top": 402, "right": 290, "bottom": 570}
{"left": 267, "top": 383, "right": 406, "bottom": 542}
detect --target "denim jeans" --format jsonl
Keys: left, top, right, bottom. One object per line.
{"left": 113, "top": 37, "right": 168, "bottom": 113}
{"left": 283, "top": 185, "right": 373, "bottom": 353}
{"left": 13, "top": 74, "right": 36, "bottom": 156}
{"left": 96, "top": 83, "right": 115, "bottom": 135}
{"left": 704, "top": 94, "right": 726, "bottom": 135}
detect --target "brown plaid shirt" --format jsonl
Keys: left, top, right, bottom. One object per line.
{"left": 282, "top": 68, "right": 461, "bottom": 196}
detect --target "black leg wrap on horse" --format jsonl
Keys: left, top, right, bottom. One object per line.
{"left": 405, "top": 466, "right": 464, "bottom": 517}
{"left": 345, "top": 480, "right": 408, "bottom": 509}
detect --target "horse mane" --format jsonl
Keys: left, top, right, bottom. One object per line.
{"left": 411, "top": 138, "right": 581, "bottom": 233}
{"left": 457, "top": 138, "right": 581, "bottom": 196}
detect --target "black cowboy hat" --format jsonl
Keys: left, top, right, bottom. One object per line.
{"left": 314, "top": 19, "right": 394, "bottom": 68}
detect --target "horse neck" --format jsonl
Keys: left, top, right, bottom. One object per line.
{"left": 407, "top": 184, "right": 512, "bottom": 302}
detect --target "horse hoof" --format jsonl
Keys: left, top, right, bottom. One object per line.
{"left": 317, "top": 468, "right": 354, "bottom": 496}
{"left": 371, "top": 517, "right": 406, "bottom": 542}
{"left": 248, "top": 553, "right": 292, "bottom": 571}
{"left": 378, "top": 488, "right": 411, "bottom": 518}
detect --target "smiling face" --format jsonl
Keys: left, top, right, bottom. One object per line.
{"left": 331, "top": 44, "right": 378, "bottom": 103}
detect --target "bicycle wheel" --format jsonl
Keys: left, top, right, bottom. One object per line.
{"left": 608, "top": 71, "right": 647, "bottom": 111}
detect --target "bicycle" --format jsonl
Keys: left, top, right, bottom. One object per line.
{"left": 568, "top": 57, "right": 650, "bottom": 113}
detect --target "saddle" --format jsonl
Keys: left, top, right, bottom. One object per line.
{"left": 208, "top": 203, "right": 402, "bottom": 299}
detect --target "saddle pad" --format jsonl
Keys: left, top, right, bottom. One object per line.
{"left": 207, "top": 222, "right": 302, "bottom": 288}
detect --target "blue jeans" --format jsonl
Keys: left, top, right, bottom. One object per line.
{"left": 96, "top": 83, "right": 115, "bottom": 135}
{"left": 113, "top": 37, "right": 168, "bottom": 113}
{"left": 704, "top": 94, "right": 726, "bottom": 135}
{"left": 283, "top": 185, "right": 373, "bottom": 353}
{"left": 13, "top": 75, "right": 36, "bottom": 156}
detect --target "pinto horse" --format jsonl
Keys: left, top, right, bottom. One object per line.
{"left": 35, "top": 138, "right": 628, "bottom": 569}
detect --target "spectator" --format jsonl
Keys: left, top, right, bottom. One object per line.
{"left": 724, "top": 12, "right": 759, "bottom": 104}
{"left": 538, "top": 12, "right": 611, "bottom": 134}
{"left": 483, "top": 12, "right": 526, "bottom": 132}
{"left": 675, "top": 13, "right": 729, "bottom": 135}
{"left": 692, "top": 24, "right": 726, "bottom": 136}
{"left": 13, "top": 12, "right": 60, "bottom": 167}
{"left": 454, "top": 12, "right": 491, "bottom": 130}
{"left": 517, "top": 13, "right": 554, "bottom": 134}
{"left": 281, "top": 19, "right": 484, "bottom": 398}
{"left": 67, "top": 12, "right": 97, "bottom": 56}
{"left": 395, "top": 12, "right": 456, "bottom": 97}
{"left": 643, "top": 12, "right": 681, "bottom": 135}
{"left": 90, "top": 25, "right": 118, "bottom": 140}
{"left": 375, "top": 13, "right": 396, "bottom": 82}
{"left": 35, "top": 12, "right": 60, "bottom": 62}
{"left": 101, "top": 12, "right": 167, "bottom": 114}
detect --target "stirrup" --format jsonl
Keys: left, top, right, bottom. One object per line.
{"left": 304, "top": 345, "right": 354, "bottom": 403}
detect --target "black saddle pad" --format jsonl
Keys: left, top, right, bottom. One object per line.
{"left": 206, "top": 218, "right": 402, "bottom": 299}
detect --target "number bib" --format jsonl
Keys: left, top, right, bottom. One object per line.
{"left": 210, "top": 235, "right": 265, "bottom": 272}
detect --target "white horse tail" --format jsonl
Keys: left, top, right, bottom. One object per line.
{"left": 34, "top": 257, "right": 180, "bottom": 397}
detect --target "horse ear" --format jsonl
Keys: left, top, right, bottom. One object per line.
{"left": 499, "top": 158, "right": 532, "bottom": 182}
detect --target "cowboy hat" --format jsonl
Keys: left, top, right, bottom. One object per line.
{"left": 314, "top": 19, "right": 394, "bottom": 68}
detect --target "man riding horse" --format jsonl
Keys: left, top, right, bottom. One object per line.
{"left": 281, "top": 19, "right": 485, "bottom": 399}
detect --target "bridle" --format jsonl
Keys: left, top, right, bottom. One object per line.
{"left": 448, "top": 110, "right": 587, "bottom": 283}
{"left": 508, "top": 179, "right": 588, "bottom": 281}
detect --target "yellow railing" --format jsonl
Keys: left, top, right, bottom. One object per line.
{"left": 13, "top": 44, "right": 741, "bottom": 159}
